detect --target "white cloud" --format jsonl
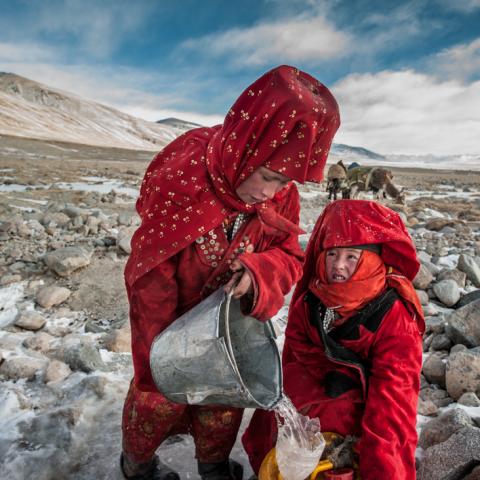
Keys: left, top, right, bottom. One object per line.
{"left": 1, "top": 0, "right": 152, "bottom": 59}
{"left": 427, "top": 38, "right": 480, "bottom": 81}
{"left": 436, "top": 0, "right": 480, "bottom": 12}
{"left": 0, "top": 42, "right": 58, "bottom": 63}
{"left": 179, "top": 14, "right": 351, "bottom": 66}
{"left": 332, "top": 70, "right": 480, "bottom": 155}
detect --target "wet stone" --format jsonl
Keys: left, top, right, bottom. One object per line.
{"left": 14, "top": 311, "right": 46, "bottom": 331}
{"left": 36, "top": 285, "right": 71, "bottom": 309}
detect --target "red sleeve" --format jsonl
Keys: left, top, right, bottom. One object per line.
{"left": 238, "top": 185, "right": 304, "bottom": 321}
{"left": 358, "top": 300, "right": 423, "bottom": 480}
{"left": 128, "top": 257, "right": 178, "bottom": 392}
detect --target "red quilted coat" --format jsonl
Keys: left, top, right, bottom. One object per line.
{"left": 243, "top": 200, "right": 425, "bottom": 479}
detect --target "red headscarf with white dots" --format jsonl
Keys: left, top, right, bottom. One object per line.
{"left": 125, "top": 65, "right": 340, "bottom": 287}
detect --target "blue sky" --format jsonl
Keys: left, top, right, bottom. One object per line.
{"left": 0, "top": 0, "right": 479, "bottom": 155}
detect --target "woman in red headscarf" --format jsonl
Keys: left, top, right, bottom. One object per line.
{"left": 242, "top": 200, "right": 425, "bottom": 480}
{"left": 120, "top": 66, "right": 340, "bottom": 480}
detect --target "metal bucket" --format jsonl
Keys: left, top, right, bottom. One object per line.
{"left": 150, "top": 288, "right": 282, "bottom": 409}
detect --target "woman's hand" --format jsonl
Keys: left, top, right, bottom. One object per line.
{"left": 224, "top": 259, "right": 253, "bottom": 299}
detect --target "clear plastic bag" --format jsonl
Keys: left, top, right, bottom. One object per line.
{"left": 274, "top": 396, "right": 326, "bottom": 480}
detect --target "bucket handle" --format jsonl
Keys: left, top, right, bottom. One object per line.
{"left": 224, "top": 290, "right": 261, "bottom": 406}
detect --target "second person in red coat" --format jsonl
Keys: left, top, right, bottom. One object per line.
{"left": 243, "top": 199, "right": 425, "bottom": 479}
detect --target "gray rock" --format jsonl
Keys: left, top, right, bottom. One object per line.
{"left": 419, "top": 408, "right": 474, "bottom": 449}
{"left": 417, "top": 397, "right": 438, "bottom": 416}
{"left": 62, "top": 205, "right": 85, "bottom": 218}
{"left": 61, "top": 342, "right": 106, "bottom": 373}
{"left": 62, "top": 374, "right": 108, "bottom": 401}
{"left": 414, "top": 263, "right": 434, "bottom": 290}
{"left": 43, "top": 246, "right": 92, "bottom": 277}
{"left": 430, "top": 334, "right": 452, "bottom": 352}
{"left": 0, "top": 356, "right": 47, "bottom": 380}
{"left": 437, "top": 268, "right": 467, "bottom": 288}
{"left": 425, "top": 317, "right": 446, "bottom": 334}
{"left": 455, "top": 289, "right": 480, "bottom": 309}
{"left": 433, "top": 279, "right": 461, "bottom": 307}
{"left": 458, "top": 254, "right": 480, "bottom": 287}
{"left": 423, "top": 303, "right": 439, "bottom": 317}
{"left": 0, "top": 274, "right": 22, "bottom": 285}
{"left": 14, "top": 311, "right": 46, "bottom": 331}
{"left": 22, "top": 332, "right": 54, "bottom": 352}
{"left": 418, "top": 250, "right": 432, "bottom": 263}
{"left": 445, "top": 299, "right": 480, "bottom": 347}
{"left": 420, "top": 387, "right": 454, "bottom": 408}
{"left": 44, "top": 359, "right": 72, "bottom": 383}
{"left": 417, "top": 426, "right": 480, "bottom": 480}
{"left": 17, "top": 407, "right": 78, "bottom": 453}
{"left": 117, "top": 212, "right": 135, "bottom": 226}
{"left": 41, "top": 211, "right": 71, "bottom": 228}
{"left": 416, "top": 289, "right": 430, "bottom": 306}
{"left": 36, "top": 285, "right": 71, "bottom": 309}
{"left": 422, "top": 353, "right": 446, "bottom": 387}
{"left": 458, "top": 392, "right": 480, "bottom": 407}
{"left": 117, "top": 227, "right": 135, "bottom": 254}
{"left": 450, "top": 344, "right": 468, "bottom": 354}
{"left": 445, "top": 349, "right": 480, "bottom": 400}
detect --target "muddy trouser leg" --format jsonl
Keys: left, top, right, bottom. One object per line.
{"left": 121, "top": 380, "right": 187, "bottom": 464}
{"left": 191, "top": 405, "right": 244, "bottom": 479}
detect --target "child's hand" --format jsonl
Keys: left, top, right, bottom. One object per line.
{"left": 224, "top": 259, "right": 253, "bottom": 299}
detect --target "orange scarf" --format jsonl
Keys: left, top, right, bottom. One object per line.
{"left": 309, "top": 250, "right": 424, "bottom": 328}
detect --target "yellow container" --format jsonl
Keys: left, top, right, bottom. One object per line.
{"left": 258, "top": 433, "right": 360, "bottom": 480}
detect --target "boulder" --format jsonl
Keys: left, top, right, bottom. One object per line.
{"left": 458, "top": 392, "right": 480, "bottom": 407}
{"left": 417, "top": 397, "right": 438, "bottom": 416}
{"left": 419, "top": 408, "right": 474, "bottom": 449}
{"left": 102, "top": 324, "right": 131, "bottom": 353}
{"left": 414, "top": 263, "right": 434, "bottom": 290}
{"left": 425, "top": 218, "right": 456, "bottom": 231}
{"left": 445, "top": 349, "right": 480, "bottom": 400}
{"left": 0, "top": 356, "right": 47, "bottom": 380}
{"left": 43, "top": 247, "right": 92, "bottom": 277}
{"left": 14, "top": 311, "right": 46, "bottom": 331}
{"left": 60, "top": 342, "right": 106, "bottom": 373}
{"left": 458, "top": 254, "right": 480, "bottom": 287}
{"left": 430, "top": 334, "right": 452, "bottom": 351}
{"left": 22, "top": 332, "right": 54, "bottom": 353}
{"left": 417, "top": 426, "right": 480, "bottom": 480}
{"left": 416, "top": 289, "right": 429, "bottom": 306}
{"left": 422, "top": 353, "right": 446, "bottom": 387}
{"left": 117, "top": 227, "right": 135, "bottom": 254}
{"left": 437, "top": 268, "right": 467, "bottom": 288}
{"left": 44, "top": 360, "right": 72, "bottom": 383}
{"left": 445, "top": 299, "right": 480, "bottom": 347}
{"left": 36, "top": 285, "right": 71, "bottom": 309}
{"left": 455, "top": 289, "right": 480, "bottom": 309}
{"left": 433, "top": 279, "right": 460, "bottom": 307}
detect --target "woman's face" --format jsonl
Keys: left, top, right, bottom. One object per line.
{"left": 325, "top": 248, "right": 362, "bottom": 283}
{"left": 236, "top": 166, "right": 291, "bottom": 205}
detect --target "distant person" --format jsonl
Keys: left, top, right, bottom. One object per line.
{"left": 243, "top": 199, "right": 424, "bottom": 480}
{"left": 120, "top": 66, "right": 340, "bottom": 480}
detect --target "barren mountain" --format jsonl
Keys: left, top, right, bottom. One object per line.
{"left": 0, "top": 73, "right": 181, "bottom": 151}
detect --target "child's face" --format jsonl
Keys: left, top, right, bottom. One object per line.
{"left": 325, "top": 248, "right": 362, "bottom": 283}
{"left": 236, "top": 166, "right": 290, "bottom": 205}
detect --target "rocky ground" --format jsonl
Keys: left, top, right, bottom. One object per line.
{"left": 1, "top": 135, "right": 480, "bottom": 479}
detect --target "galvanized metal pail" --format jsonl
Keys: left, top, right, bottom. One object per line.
{"left": 150, "top": 288, "right": 282, "bottom": 409}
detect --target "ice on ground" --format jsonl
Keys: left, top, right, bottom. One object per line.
{"left": 0, "top": 283, "right": 25, "bottom": 328}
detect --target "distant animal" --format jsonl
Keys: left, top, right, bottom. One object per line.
{"left": 326, "top": 160, "right": 349, "bottom": 201}
{"left": 345, "top": 166, "right": 406, "bottom": 204}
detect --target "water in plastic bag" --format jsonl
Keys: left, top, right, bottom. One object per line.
{"left": 274, "top": 396, "right": 326, "bottom": 480}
